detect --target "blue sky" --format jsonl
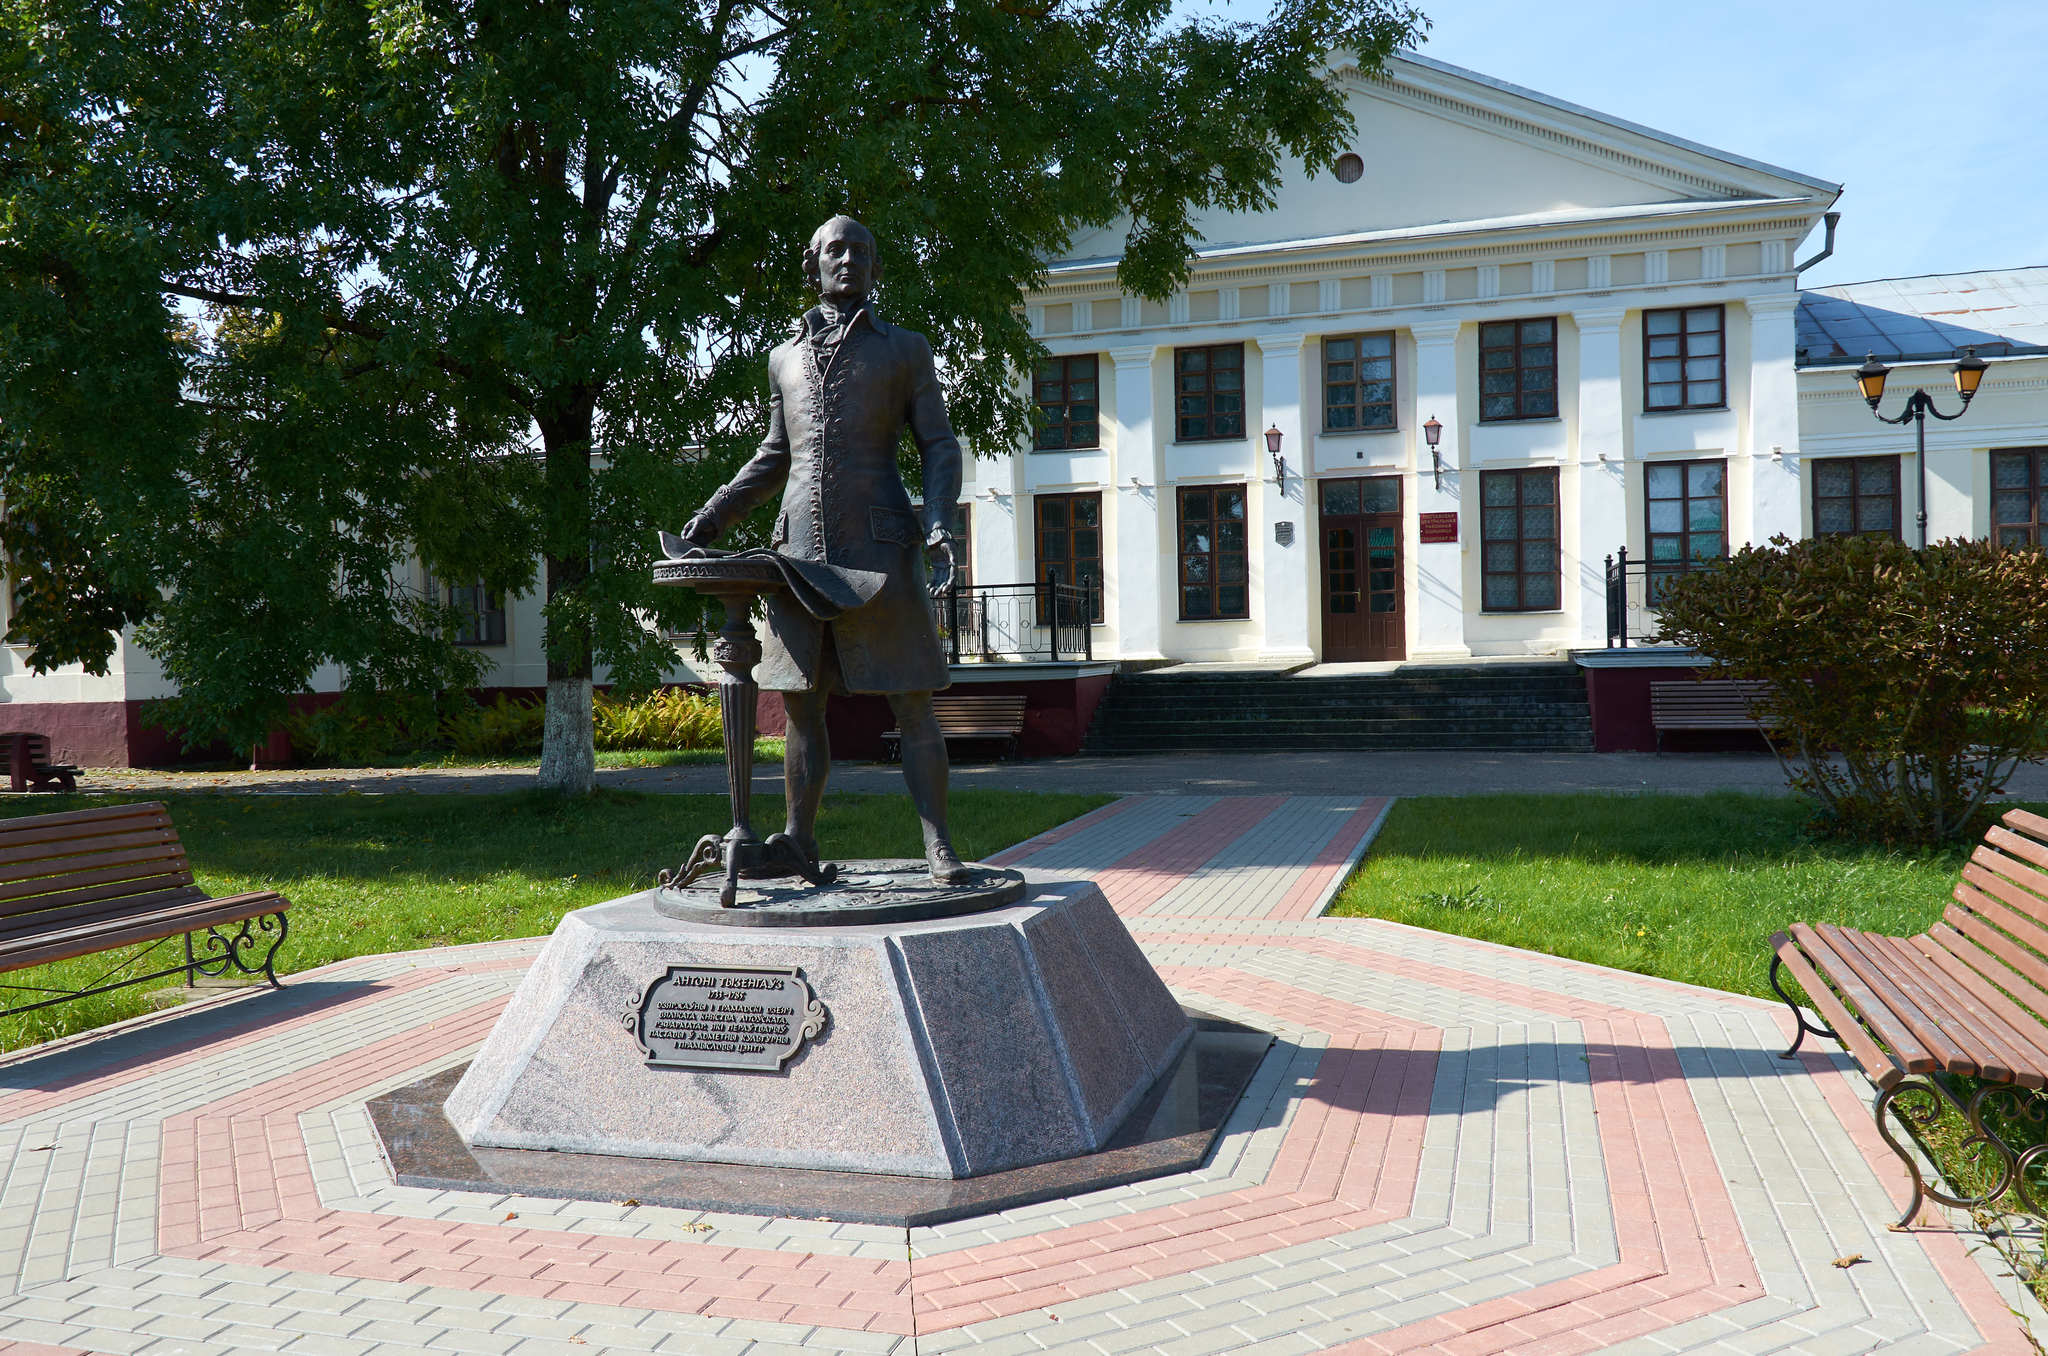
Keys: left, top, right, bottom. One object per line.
{"left": 1184, "top": 0, "right": 2048, "bottom": 287}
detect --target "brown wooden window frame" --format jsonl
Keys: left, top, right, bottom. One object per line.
{"left": 1176, "top": 484, "right": 1251, "bottom": 621}
{"left": 1174, "top": 343, "right": 1246, "bottom": 443}
{"left": 1644, "top": 459, "right": 1728, "bottom": 602}
{"left": 1477, "top": 317, "right": 1559, "bottom": 422}
{"left": 1811, "top": 455, "right": 1901, "bottom": 540}
{"left": 1322, "top": 332, "right": 1397, "bottom": 433}
{"left": 445, "top": 579, "right": 507, "bottom": 647}
{"left": 1642, "top": 305, "right": 1726, "bottom": 412}
{"left": 1032, "top": 354, "right": 1100, "bottom": 451}
{"left": 1034, "top": 491, "right": 1104, "bottom": 624}
{"left": 1478, "top": 468, "right": 1561, "bottom": 613}
{"left": 1994, "top": 448, "right": 2048, "bottom": 549}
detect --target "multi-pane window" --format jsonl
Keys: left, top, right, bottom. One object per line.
{"left": 1033, "top": 355, "right": 1099, "bottom": 451}
{"left": 1643, "top": 306, "right": 1725, "bottom": 410}
{"left": 1812, "top": 456, "right": 1900, "bottom": 539}
{"left": 1994, "top": 449, "right": 2048, "bottom": 548}
{"left": 1645, "top": 460, "right": 1726, "bottom": 599}
{"left": 1478, "top": 318, "right": 1558, "bottom": 421}
{"left": 1177, "top": 485, "right": 1250, "bottom": 620}
{"left": 1323, "top": 333, "right": 1396, "bottom": 431}
{"left": 446, "top": 580, "right": 507, "bottom": 646}
{"left": 1479, "top": 469, "right": 1560, "bottom": 612}
{"left": 1175, "top": 344, "right": 1245, "bottom": 442}
{"left": 1034, "top": 492, "right": 1103, "bottom": 623}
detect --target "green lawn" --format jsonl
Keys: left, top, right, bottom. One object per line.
{"left": 417, "top": 738, "right": 786, "bottom": 770}
{"left": 1330, "top": 791, "right": 1979, "bottom": 1000}
{"left": 0, "top": 787, "right": 1107, "bottom": 1052}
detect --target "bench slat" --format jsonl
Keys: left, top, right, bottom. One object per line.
{"left": 0, "top": 884, "right": 211, "bottom": 945}
{"left": 0, "top": 826, "right": 182, "bottom": 874}
{"left": 0, "top": 853, "right": 193, "bottom": 909}
{"left": 1771, "top": 934, "right": 1904, "bottom": 1087}
{"left": 1793, "top": 924, "right": 1949, "bottom": 1074}
{"left": 1955, "top": 868, "right": 2048, "bottom": 958}
{"left": 1817, "top": 923, "right": 1989, "bottom": 1076}
{"left": 1874, "top": 932, "right": 2029, "bottom": 1083}
{"left": 1916, "top": 927, "right": 2048, "bottom": 1085}
{"left": 0, "top": 892, "right": 285, "bottom": 974}
{"left": 0, "top": 804, "right": 171, "bottom": 838}
{"left": 1941, "top": 903, "right": 2048, "bottom": 1003}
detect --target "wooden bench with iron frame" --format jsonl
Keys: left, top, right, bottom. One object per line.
{"left": 881, "top": 693, "right": 1028, "bottom": 763}
{"left": 1771, "top": 807, "right": 2048, "bottom": 1228}
{"left": 0, "top": 733, "right": 79, "bottom": 794}
{"left": 1649, "top": 679, "right": 1776, "bottom": 752}
{"left": 0, "top": 801, "right": 289, "bottom": 1019}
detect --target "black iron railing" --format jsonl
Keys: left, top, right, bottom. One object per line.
{"left": 934, "top": 576, "right": 1096, "bottom": 663}
{"left": 1603, "top": 546, "right": 1719, "bottom": 647}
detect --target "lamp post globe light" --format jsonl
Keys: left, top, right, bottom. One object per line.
{"left": 1855, "top": 347, "right": 1988, "bottom": 547}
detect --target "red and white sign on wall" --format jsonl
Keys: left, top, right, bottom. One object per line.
{"left": 1419, "top": 512, "right": 1459, "bottom": 544}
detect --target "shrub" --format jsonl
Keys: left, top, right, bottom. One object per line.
{"left": 1656, "top": 534, "right": 2048, "bottom": 845}
{"left": 281, "top": 690, "right": 440, "bottom": 764}
{"left": 442, "top": 694, "right": 547, "bottom": 757}
{"left": 592, "top": 687, "right": 723, "bottom": 750}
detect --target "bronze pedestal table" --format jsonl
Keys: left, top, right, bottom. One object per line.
{"left": 651, "top": 553, "right": 834, "bottom": 907}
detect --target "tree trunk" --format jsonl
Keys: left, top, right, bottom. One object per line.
{"left": 536, "top": 391, "right": 598, "bottom": 795}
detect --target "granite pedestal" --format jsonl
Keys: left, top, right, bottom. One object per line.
{"left": 444, "top": 876, "right": 1193, "bottom": 1179}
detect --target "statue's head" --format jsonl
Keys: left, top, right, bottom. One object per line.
{"left": 802, "top": 215, "right": 878, "bottom": 304}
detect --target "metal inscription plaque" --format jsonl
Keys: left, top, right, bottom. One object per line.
{"left": 625, "top": 965, "right": 827, "bottom": 1072}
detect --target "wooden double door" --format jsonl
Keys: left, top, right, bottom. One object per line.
{"left": 1319, "top": 476, "right": 1404, "bottom": 662}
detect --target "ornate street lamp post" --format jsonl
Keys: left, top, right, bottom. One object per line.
{"left": 1855, "top": 347, "right": 1989, "bottom": 547}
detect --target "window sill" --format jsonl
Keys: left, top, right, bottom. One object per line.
{"left": 1170, "top": 437, "right": 1250, "bottom": 447}
{"left": 1639, "top": 406, "right": 1730, "bottom": 417}
{"left": 1031, "top": 445, "right": 1104, "bottom": 454}
{"left": 1479, "top": 608, "right": 1566, "bottom": 616}
{"left": 1476, "top": 416, "right": 1564, "bottom": 426}
{"left": 1319, "top": 426, "right": 1401, "bottom": 438}
{"left": 1175, "top": 615, "right": 1252, "bottom": 623}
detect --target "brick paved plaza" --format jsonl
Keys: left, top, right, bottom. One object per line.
{"left": 0, "top": 793, "right": 2035, "bottom": 1354}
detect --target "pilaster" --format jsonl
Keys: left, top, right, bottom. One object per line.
{"left": 1410, "top": 319, "right": 1468, "bottom": 660}
{"left": 1572, "top": 307, "right": 1628, "bottom": 648}
{"left": 1745, "top": 293, "right": 1802, "bottom": 545}
{"left": 1254, "top": 334, "right": 1314, "bottom": 664}
{"left": 1110, "top": 344, "right": 1166, "bottom": 660}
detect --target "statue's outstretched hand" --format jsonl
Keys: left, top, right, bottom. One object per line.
{"left": 658, "top": 513, "right": 720, "bottom": 560}
{"left": 925, "top": 529, "right": 956, "bottom": 598}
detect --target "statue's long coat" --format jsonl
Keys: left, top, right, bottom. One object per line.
{"left": 694, "top": 305, "right": 962, "bottom": 693}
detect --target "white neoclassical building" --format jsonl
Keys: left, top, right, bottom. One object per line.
{"left": 956, "top": 52, "right": 1839, "bottom": 665}
{"left": 13, "top": 54, "right": 2048, "bottom": 764}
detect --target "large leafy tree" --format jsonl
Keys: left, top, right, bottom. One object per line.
{"left": 1, "top": 0, "right": 1424, "bottom": 790}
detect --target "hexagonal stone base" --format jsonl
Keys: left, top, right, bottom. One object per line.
{"left": 443, "top": 876, "right": 1192, "bottom": 1179}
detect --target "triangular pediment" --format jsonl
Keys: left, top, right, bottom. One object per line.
{"left": 1055, "top": 52, "right": 1837, "bottom": 267}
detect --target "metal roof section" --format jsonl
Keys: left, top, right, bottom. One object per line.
{"left": 1046, "top": 197, "right": 1815, "bottom": 279}
{"left": 1797, "top": 267, "right": 2048, "bottom": 368}
{"left": 1389, "top": 53, "right": 1842, "bottom": 198}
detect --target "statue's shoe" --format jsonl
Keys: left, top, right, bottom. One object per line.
{"left": 927, "top": 840, "right": 972, "bottom": 886}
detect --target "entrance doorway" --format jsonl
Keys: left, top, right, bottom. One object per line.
{"left": 1319, "top": 476, "right": 1404, "bottom": 662}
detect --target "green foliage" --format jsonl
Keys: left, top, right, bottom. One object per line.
{"left": 592, "top": 687, "right": 722, "bottom": 751}
{"left": 278, "top": 690, "right": 441, "bottom": 764}
{"left": 0, "top": 0, "right": 1425, "bottom": 782}
{"left": 0, "top": 788, "right": 1109, "bottom": 1050}
{"left": 442, "top": 694, "right": 549, "bottom": 758}
{"left": 1655, "top": 535, "right": 2048, "bottom": 845}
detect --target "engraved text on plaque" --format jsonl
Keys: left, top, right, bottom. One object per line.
{"left": 626, "top": 965, "right": 827, "bottom": 1071}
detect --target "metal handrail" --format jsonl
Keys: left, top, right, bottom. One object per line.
{"left": 934, "top": 576, "right": 1096, "bottom": 664}
{"left": 1603, "top": 546, "right": 1719, "bottom": 647}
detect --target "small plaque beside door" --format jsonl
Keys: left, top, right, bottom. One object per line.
{"left": 1419, "top": 512, "right": 1459, "bottom": 544}
{"left": 1274, "top": 522, "right": 1295, "bottom": 547}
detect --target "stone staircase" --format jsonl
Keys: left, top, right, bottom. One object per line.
{"left": 1082, "top": 662, "right": 1594, "bottom": 753}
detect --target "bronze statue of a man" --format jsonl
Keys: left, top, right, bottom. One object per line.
{"left": 673, "top": 216, "right": 968, "bottom": 884}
